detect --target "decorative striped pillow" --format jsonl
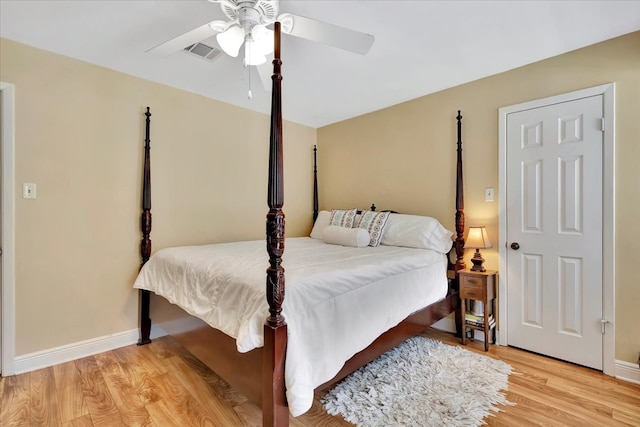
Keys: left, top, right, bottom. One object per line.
{"left": 329, "top": 208, "right": 358, "bottom": 228}
{"left": 356, "top": 210, "right": 391, "bottom": 247}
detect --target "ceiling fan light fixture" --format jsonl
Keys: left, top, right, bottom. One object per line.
{"left": 243, "top": 37, "right": 267, "bottom": 65}
{"left": 216, "top": 25, "right": 244, "bottom": 57}
{"left": 251, "top": 24, "right": 274, "bottom": 55}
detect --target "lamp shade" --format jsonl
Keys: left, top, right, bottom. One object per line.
{"left": 251, "top": 24, "right": 274, "bottom": 55}
{"left": 216, "top": 25, "right": 244, "bottom": 57}
{"left": 466, "top": 226, "right": 492, "bottom": 249}
{"left": 243, "top": 38, "right": 267, "bottom": 65}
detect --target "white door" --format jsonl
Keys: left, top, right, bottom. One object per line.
{"left": 0, "top": 81, "right": 16, "bottom": 376}
{"left": 0, "top": 89, "right": 3, "bottom": 374}
{"left": 506, "top": 95, "right": 603, "bottom": 370}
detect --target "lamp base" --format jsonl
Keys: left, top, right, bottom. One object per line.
{"left": 470, "top": 249, "right": 486, "bottom": 272}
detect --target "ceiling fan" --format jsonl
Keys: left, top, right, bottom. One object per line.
{"left": 147, "top": 0, "right": 375, "bottom": 66}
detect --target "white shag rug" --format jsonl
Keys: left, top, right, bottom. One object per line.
{"left": 321, "top": 336, "right": 512, "bottom": 427}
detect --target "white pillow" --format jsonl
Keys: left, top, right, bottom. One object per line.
{"left": 381, "top": 213, "right": 453, "bottom": 253}
{"left": 310, "top": 210, "right": 331, "bottom": 240}
{"left": 323, "top": 225, "right": 370, "bottom": 248}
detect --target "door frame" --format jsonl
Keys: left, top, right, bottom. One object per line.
{"left": 498, "top": 83, "right": 615, "bottom": 375}
{"left": 0, "top": 81, "right": 16, "bottom": 376}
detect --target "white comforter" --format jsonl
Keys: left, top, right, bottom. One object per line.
{"left": 133, "top": 237, "right": 448, "bottom": 416}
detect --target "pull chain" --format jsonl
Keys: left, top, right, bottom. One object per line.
{"left": 248, "top": 64, "right": 252, "bottom": 100}
{"left": 246, "top": 39, "right": 252, "bottom": 100}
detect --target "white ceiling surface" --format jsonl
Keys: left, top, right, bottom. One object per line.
{"left": 1, "top": 1, "right": 639, "bottom": 128}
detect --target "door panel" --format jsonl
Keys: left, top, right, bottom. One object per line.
{"left": 522, "top": 159, "right": 542, "bottom": 231}
{"left": 506, "top": 95, "right": 603, "bottom": 370}
{"left": 521, "top": 253, "right": 543, "bottom": 327}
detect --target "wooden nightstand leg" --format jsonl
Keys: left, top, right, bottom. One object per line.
{"left": 484, "top": 301, "right": 489, "bottom": 351}
{"left": 461, "top": 298, "right": 466, "bottom": 345}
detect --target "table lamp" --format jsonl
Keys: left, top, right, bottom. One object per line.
{"left": 466, "top": 226, "right": 492, "bottom": 272}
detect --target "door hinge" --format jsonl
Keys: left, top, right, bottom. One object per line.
{"left": 601, "top": 319, "right": 610, "bottom": 334}
{"left": 600, "top": 117, "right": 605, "bottom": 132}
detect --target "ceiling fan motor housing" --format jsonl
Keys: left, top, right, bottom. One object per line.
{"left": 222, "top": 0, "right": 279, "bottom": 30}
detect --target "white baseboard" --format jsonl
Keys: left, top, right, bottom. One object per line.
{"left": 12, "top": 325, "right": 168, "bottom": 375}
{"left": 615, "top": 360, "right": 640, "bottom": 384}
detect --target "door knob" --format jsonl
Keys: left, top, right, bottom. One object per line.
{"left": 510, "top": 242, "right": 520, "bottom": 250}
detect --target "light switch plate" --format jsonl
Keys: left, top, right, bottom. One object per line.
{"left": 485, "top": 187, "right": 494, "bottom": 202}
{"left": 23, "top": 183, "right": 37, "bottom": 199}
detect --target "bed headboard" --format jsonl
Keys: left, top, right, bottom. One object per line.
{"left": 309, "top": 111, "right": 466, "bottom": 273}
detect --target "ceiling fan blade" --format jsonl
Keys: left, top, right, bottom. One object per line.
{"left": 146, "top": 20, "right": 228, "bottom": 57}
{"left": 278, "top": 13, "right": 374, "bottom": 55}
{"left": 206, "top": 0, "right": 239, "bottom": 9}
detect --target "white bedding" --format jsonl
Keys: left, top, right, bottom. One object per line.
{"left": 133, "top": 236, "right": 448, "bottom": 416}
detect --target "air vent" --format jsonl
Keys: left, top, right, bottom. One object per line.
{"left": 183, "top": 42, "right": 223, "bottom": 62}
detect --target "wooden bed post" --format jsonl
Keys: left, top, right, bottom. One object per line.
{"left": 453, "top": 110, "right": 465, "bottom": 338}
{"left": 455, "top": 110, "right": 466, "bottom": 272}
{"left": 138, "top": 106, "right": 152, "bottom": 346}
{"left": 263, "top": 22, "right": 288, "bottom": 427}
{"left": 313, "top": 145, "right": 318, "bottom": 223}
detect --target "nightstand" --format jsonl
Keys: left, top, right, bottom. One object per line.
{"left": 459, "top": 269, "right": 497, "bottom": 351}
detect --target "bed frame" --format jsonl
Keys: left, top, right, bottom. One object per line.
{"left": 136, "top": 22, "right": 466, "bottom": 427}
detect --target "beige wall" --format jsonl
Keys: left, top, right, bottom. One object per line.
{"left": 318, "top": 32, "right": 640, "bottom": 364}
{"left": 2, "top": 30, "right": 637, "bottom": 365}
{"left": 0, "top": 38, "right": 317, "bottom": 355}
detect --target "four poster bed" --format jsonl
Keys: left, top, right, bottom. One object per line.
{"left": 134, "top": 22, "right": 466, "bottom": 427}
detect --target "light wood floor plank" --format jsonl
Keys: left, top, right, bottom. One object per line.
{"left": 230, "top": 401, "right": 263, "bottom": 427}
{"left": 293, "top": 397, "right": 351, "bottom": 427}
{"left": 490, "top": 346, "right": 612, "bottom": 390}
{"left": 74, "top": 356, "right": 125, "bottom": 426}
{"left": 484, "top": 410, "right": 552, "bottom": 427}
{"left": 145, "top": 371, "right": 220, "bottom": 426}
{"left": 546, "top": 375, "right": 640, "bottom": 418}
{"left": 166, "top": 355, "right": 247, "bottom": 426}
{"left": 172, "top": 339, "right": 250, "bottom": 408}
{"left": 0, "top": 372, "right": 30, "bottom": 426}
{"left": 62, "top": 413, "right": 94, "bottom": 427}
{"left": 113, "top": 344, "right": 167, "bottom": 378}
{"left": 145, "top": 398, "right": 189, "bottom": 427}
{"left": 111, "top": 346, "right": 164, "bottom": 405}
{"left": 502, "top": 383, "right": 596, "bottom": 426}
{"left": 613, "top": 408, "right": 640, "bottom": 426}
{"left": 0, "top": 375, "right": 5, "bottom": 422}
{"left": 95, "top": 350, "right": 155, "bottom": 427}
{"left": 509, "top": 374, "right": 621, "bottom": 424}
{"left": 431, "top": 328, "right": 640, "bottom": 427}
{"left": 0, "top": 375, "right": 5, "bottom": 403}
{"left": 30, "top": 367, "right": 62, "bottom": 426}
{"left": 1, "top": 328, "right": 639, "bottom": 426}
{"left": 54, "top": 360, "right": 89, "bottom": 423}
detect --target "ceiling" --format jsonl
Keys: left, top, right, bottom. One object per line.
{"left": 1, "top": 1, "right": 639, "bottom": 128}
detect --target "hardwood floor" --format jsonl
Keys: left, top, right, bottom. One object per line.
{"left": 1, "top": 328, "right": 639, "bottom": 426}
